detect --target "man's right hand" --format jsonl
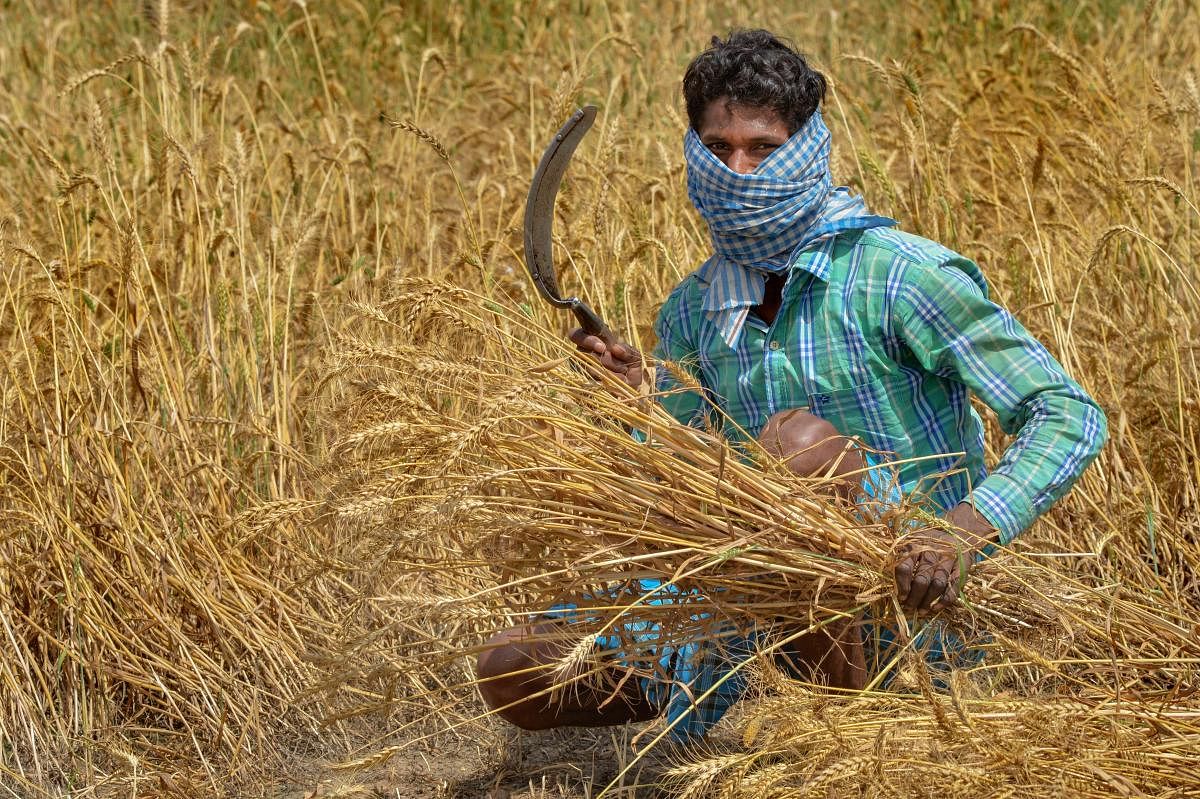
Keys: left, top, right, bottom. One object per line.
{"left": 569, "top": 328, "right": 644, "bottom": 389}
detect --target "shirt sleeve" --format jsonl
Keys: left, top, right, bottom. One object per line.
{"left": 893, "top": 257, "right": 1108, "bottom": 543}
{"left": 651, "top": 297, "right": 717, "bottom": 431}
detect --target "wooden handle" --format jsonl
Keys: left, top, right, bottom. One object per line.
{"left": 572, "top": 301, "right": 618, "bottom": 349}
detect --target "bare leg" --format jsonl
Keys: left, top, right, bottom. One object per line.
{"left": 477, "top": 618, "right": 864, "bottom": 735}
{"left": 778, "top": 617, "right": 867, "bottom": 690}
{"left": 475, "top": 623, "right": 659, "bottom": 730}
{"left": 760, "top": 409, "right": 869, "bottom": 685}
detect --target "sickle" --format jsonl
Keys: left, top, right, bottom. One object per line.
{"left": 523, "top": 105, "right": 616, "bottom": 345}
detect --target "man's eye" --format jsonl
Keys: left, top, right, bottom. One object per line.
{"left": 756, "top": 144, "right": 779, "bottom": 152}
{"left": 706, "top": 142, "right": 728, "bottom": 152}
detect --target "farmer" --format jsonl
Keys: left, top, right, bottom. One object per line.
{"left": 477, "top": 29, "right": 1106, "bottom": 738}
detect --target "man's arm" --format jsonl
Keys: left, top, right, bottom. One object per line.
{"left": 892, "top": 256, "right": 1108, "bottom": 610}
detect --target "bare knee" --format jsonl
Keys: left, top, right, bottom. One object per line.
{"left": 475, "top": 624, "right": 658, "bottom": 731}
{"left": 760, "top": 409, "right": 861, "bottom": 478}
{"left": 476, "top": 625, "right": 560, "bottom": 730}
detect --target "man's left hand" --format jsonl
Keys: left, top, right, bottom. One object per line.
{"left": 894, "top": 503, "right": 995, "bottom": 613}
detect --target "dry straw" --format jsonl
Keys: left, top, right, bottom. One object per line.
{"left": 320, "top": 280, "right": 1200, "bottom": 794}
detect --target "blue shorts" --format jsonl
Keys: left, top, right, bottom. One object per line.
{"left": 546, "top": 578, "right": 985, "bottom": 742}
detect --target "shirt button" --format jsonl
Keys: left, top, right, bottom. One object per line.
{"left": 768, "top": 340, "right": 781, "bottom": 351}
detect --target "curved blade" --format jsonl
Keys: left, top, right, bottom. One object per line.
{"left": 523, "top": 106, "right": 597, "bottom": 307}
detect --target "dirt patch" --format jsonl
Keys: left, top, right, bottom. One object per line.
{"left": 266, "top": 709, "right": 744, "bottom": 799}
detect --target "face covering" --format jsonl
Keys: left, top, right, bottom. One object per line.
{"left": 685, "top": 109, "right": 894, "bottom": 346}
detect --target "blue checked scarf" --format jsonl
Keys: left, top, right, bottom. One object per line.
{"left": 685, "top": 110, "right": 894, "bottom": 346}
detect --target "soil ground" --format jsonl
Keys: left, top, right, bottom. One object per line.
{"left": 266, "top": 703, "right": 747, "bottom": 799}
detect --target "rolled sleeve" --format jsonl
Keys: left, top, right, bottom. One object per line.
{"left": 970, "top": 473, "right": 1038, "bottom": 545}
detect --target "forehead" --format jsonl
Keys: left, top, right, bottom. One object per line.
{"left": 698, "top": 99, "right": 789, "bottom": 136}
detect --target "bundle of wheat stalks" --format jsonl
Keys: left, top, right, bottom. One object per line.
{"left": 326, "top": 282, "right": 894, "bottom": 656}
{"left": 326, "top": 281, "right": 1192, "bottom": 646}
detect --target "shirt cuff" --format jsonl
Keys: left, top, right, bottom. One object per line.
{"left": 969, "top": 473, "right": 1038, "bottom": 545}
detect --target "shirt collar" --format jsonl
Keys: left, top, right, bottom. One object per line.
{"left": 698, "top": 233, "right": 837, "bottom": 306}
{"left": 696, "top": 235, "right": 838, "bottom": 349}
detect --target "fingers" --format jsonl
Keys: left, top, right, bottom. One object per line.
{"left": 931, "top": 577, "right": 959, "bottom": 611}
{"left": 896, "top": 549, "right": 958, "bottom": 613}
{"left": 568, "top": 329, "right": 605, "bottom": 354}
{"left": 597, "top": 346, "right": 631, "bottom": 374}
{"left": 926, "top": 565, "right": 950, "bottom": 608}
{"left": 569, "top": 329, "right": 632, "bottom": 360}
{"left": 904, "top": 552, "right": 934, "bottom": 611}
{"left": 894, "top": 554, "right": 914, "bottom": 600}
{"left": 568, "top": 328, "right": 643, "bottom": 388}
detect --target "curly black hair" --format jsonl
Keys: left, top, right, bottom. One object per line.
{"left": 682, "top": 30, "right": 827, "bottom": 134}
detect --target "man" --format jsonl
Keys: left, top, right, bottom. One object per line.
{"left": 477, "top": 29, "right": 1106, "bottom": 739}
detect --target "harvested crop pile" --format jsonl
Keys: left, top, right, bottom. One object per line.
{"left": 665, "top": 686, "right": 1200, "bottom": 797}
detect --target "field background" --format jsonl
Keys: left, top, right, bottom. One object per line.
{"left": 1, "top": 0, "right": 1198, "bottom": 796}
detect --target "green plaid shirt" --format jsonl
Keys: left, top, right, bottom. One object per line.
{"left": 652, "top": 227, "right": 1107, "bottom": 543}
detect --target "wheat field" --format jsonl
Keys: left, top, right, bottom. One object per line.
{"left": 1, "top": 0, "right": 1198, "bottom": 796}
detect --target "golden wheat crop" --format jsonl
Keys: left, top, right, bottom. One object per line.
{"left": 1, "top": 0, "right": 1198, "bottom": 797}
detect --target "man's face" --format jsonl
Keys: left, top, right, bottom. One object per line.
{"left": 698, "top": 99, "right": 791, "bottom": 174}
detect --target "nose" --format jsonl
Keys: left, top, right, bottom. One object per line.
{"left": 726, "top": 148, "right": 756, "bottom": 174}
